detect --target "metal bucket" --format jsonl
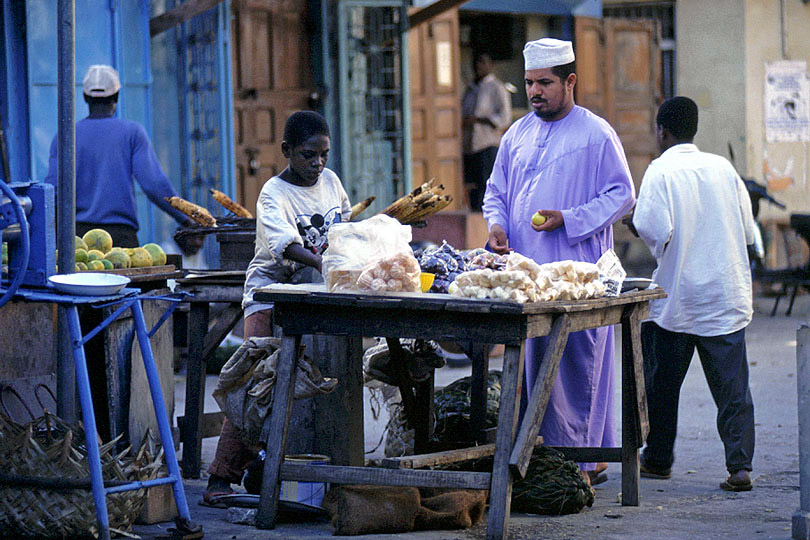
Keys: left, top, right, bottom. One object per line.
{"left": 280, "top": 454, "right": 330, "bottom": 507}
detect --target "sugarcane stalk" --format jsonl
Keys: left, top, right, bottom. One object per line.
{"left": 380, "top": 178, "right": 435, "bottom": 216}
{"left": 350, "top": 195, "right": 376, "bottom": 220}
{"left": 406, "top": 195, "right": 452, "bottom": 222}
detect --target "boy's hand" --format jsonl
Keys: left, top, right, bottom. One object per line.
{"left": 488, "top": 224, "right": 511, "bottom": 254}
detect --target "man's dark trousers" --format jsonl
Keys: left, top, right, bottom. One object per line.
{"left": 641, "top": 321, "right": 755, "bottom": 473}
{"left": 463, "top": 146, "right": 498, "bottom": 211}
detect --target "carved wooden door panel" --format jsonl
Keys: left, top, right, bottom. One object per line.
{"left": 575, "top": 16, "right": 661, "bottom": 256}
{"left": 231, "top": 0, "right": 316, "bottom": 214}
{"left": 576, "top": 16, "right": 660, "bottom": 193}
{"left": 605, "top": 17, "right": 661, "bottom": 193}
{"left": 409, "top": 9, "right": 463, "bottom": 209}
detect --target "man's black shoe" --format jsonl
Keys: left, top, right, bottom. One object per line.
{"left": 639, "top": 461, "right": 672, "bottom": 479}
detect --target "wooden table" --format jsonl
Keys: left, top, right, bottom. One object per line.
{"left": 252, "top": 286, "right": 665, "bottom": 539}
{"left": 174, "top": 274, "right": 245, "bottom": 478}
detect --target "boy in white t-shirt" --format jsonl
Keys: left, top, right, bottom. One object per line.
{"left": 204, "top": 111, "right": 351, "bottom": 502}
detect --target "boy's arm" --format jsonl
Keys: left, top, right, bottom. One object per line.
{"left": 284, "top": 243, "right": 322, "bottom": 273}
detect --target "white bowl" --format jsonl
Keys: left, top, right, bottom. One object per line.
{"left": 48, "top": 272, "right": 131, "bottom": 296}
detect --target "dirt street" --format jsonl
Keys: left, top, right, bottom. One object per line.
{"left": 134, "top": 294, "right": 805, "bottom": 540}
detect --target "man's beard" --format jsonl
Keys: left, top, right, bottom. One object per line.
{"left": 532, "top": 99, "right": 564, "bottom": 119}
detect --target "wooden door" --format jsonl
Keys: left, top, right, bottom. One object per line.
{"left": 231, "top": 0, "right": 316, "bottom": 214}
{"left": 575, "top": 16, "right": 661, "bottom": 257}
{"left": 409, "top": 9, "right": 463, "bottom": 210}
{"left": 605, "top": 18, "right": 661, "bottom": 192}
{"left": 574, "top": 17, "right": 608, "bottom": 120}
{"left": 575, "top": 17, "right": 661, "bottom": 194}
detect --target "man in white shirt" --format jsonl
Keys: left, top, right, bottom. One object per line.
{"left": 462, "top": 52, "right": 512, "bottom": 210}
{"left": 632, "top": 96, "right": 756, "bottom": 492}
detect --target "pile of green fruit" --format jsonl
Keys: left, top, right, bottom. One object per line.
{"left": 70, "top": 228, "right": 167, "bottom": 273}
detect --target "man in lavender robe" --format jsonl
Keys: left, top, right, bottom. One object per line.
{"left": 482, "top": 38, "right": 635, "bottom": 484}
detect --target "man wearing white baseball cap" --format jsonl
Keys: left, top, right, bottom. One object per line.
{"left": 45, "top": 64, "right": 196, "bottom": 248}
{"left": 482, "top": 38, "right": 635, "bottom": 486}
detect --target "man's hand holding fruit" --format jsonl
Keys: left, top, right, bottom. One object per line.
{"left": 531, "top": 210, "right": 563, "bottom": 232}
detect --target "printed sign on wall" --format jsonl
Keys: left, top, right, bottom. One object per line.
{"left": 765, "top": 60, "right": 810, "bottom": 142}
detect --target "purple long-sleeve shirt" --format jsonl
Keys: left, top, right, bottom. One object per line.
{"left": 483, "top": 105, "right": 635, "bottom": 462}
{"left": 44, "top": 117, "right": 188, "bottom": 229}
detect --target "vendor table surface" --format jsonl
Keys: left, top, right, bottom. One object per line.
{"left": 253, "top": 286, "right": 665, "bottom": 539}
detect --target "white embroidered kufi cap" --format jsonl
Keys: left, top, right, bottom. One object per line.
{"left": 523, "top": 38, "right": 575, "bottom": 71}
{"left": 82, "top": 65, "right": 121, "bottom": 98}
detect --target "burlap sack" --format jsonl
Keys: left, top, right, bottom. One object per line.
{"left": 323, "top": 485, "right": 421, "bottom": 535}
{"left": 414, "top": 488, "right": 488, "bottom": 530}
{"left": 322, "top": 485, "right": 487, "bottom": 535}
{"left": 212, "top": 336, "right": 338, "bottom": 445}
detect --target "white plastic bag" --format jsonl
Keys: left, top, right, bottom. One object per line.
{"left": 596, "top": 249, "right": 626, "bottom": 296}
{"left": 323, "top": 214, "right": 421, "bottom": 293}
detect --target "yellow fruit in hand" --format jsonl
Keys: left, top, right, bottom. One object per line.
{"left": 531, "top": 212, "right": 547, "bottom": 226}
{"left": 82, "top": 229, "right": 113, "bottom": 254}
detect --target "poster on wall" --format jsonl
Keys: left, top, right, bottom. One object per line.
{"left": 765, "top": 60, "right": 810, "bottom": 142}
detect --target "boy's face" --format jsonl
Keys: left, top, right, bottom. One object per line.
{"left": 283, "top": 134, "right": 331, "bottom": 183}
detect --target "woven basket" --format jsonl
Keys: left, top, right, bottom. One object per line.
{"left": 0, "top": 412, "right": 162, "bottom": 539}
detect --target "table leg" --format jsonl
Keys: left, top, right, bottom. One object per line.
{"left": 486, "top": 341, "right": 524, "bottom": 540}
{"left": 385, "top": 338, "right": 424, "bottom": 451}
{"left": 256, "top": 334, "right": 302, "bottom": 529}
{"left": 621, "top": 305, "right": 647, "bottom": 506}
{"left": 313, "top": 335, "right": 365, "bottom": 466}
{"left": 131, "top": 300, "right": 193, "bottom": 522}
{"left": 182, "top": 302, "right": 208, "bottom": 478}
{"left": 415, "top": 370, "right": 435, "bottom": 446}
{"left": 469, "top": 343, "right": 490, "bottom": 443}
{"left": 65, "top": 306, "right": 112, "bottom": 540}
{"left": 509, "top": 315, "right": 570, "bottom": 477}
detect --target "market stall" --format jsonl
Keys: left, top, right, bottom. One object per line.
{"left": 251, "top": 284, "right": 664, "bottom": 539}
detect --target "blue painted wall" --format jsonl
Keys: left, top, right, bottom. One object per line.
{"left": 0, "top": 0, "right": 188, "bottom": 247}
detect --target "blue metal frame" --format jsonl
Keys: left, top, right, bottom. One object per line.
{"left": 458, "top": 0, "right": 601, "bottom": 17}
{"left": 216, "top": 1, "right": 236, "bottom": 198}
{"left": 338, "top": 0, "right": 412, "bottom": 208}
{"left": 400, "top": 2, "right": 412, "bottom": 194}
{"left": 7, "top": 288, "right": 195, "bottom": 540}
{"left": 315, "top": 0, "right": 339, "bottom": 175}
{"left": 65, "top": 296, "right": 191, "bottom": 540}
{"left": 0, "top": 1, "right": 31, "bottom": 184}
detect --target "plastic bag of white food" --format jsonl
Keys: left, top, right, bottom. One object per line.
{"left": 323, "top": 214, "right": 421, "bottom": 293}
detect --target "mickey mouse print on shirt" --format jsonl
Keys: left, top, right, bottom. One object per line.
{"left": 295, "top": 206, "right": 343, "bottom": 255}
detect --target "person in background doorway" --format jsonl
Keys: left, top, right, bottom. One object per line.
{"left": 462, "top": 51, "right": 512, "bottom": 211}
{"left": 204, "top": 110, "right": 352, "bottom": 503}
{"left": 631, "top": 96, "right": 756, "bottom": 492}
{"left": 483, "top": 38, "right": 635, "bottom": 486}
{"left": 44, "top": 64, "right": 196, "bottom": 248}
